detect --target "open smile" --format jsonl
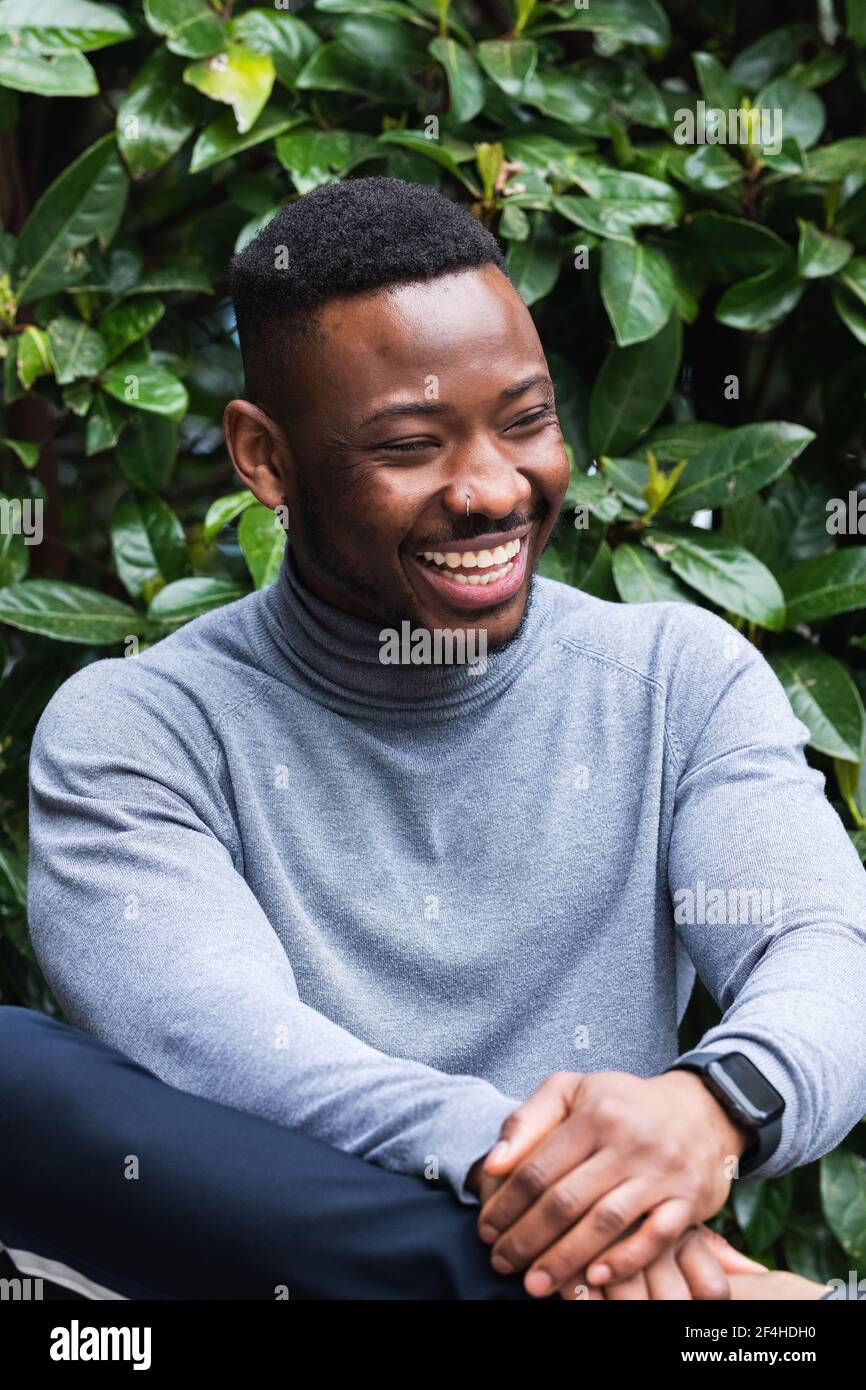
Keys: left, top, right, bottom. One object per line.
{"left": 406, "top": 524, "right": 532, "bottom": 611}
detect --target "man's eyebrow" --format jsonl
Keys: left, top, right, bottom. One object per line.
{"left": 360, "top": 375, "right": 554, "bottom": 428}
{"left": 500, "top": 374, "right": 554, "bottom": 399}
{"left": 360, "top": 401, "right": 451, "bottom": 427}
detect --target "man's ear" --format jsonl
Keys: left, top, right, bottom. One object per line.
{"left": 223, "top": 399, "right": 293, "bottom": 511}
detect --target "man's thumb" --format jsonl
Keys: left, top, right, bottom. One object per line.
{"left": 697, "top": 1226, "right": 767, "bottom": 1274}
{"left": 482, "top": 1072, "right": 579, "bottom": 1176}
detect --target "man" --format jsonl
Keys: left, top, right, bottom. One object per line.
{"left": 10, "top": 177, "right": 866, "bottom": 1300}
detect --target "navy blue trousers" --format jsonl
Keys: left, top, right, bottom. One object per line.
{"left": 0, "top": 1005, "right": 533, "bottom": 1300}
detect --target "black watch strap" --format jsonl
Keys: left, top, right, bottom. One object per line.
{"left": 664, "top": 1050, "right": 784, "bottom": 1178}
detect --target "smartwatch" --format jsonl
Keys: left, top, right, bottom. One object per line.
{"left": 663, "top": 1050, "right": 785, "bottom": 1177}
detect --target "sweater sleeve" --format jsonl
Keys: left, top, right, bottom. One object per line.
{"left": 26, "top": 659, "right": 516, "bottom": 1203}
{"left": 666, "top": 615, "right": 866, "bottom": 1178}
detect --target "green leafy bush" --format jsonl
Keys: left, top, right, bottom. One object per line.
{"left": 0, "top": 0, "right": 865, "bottom": 1280}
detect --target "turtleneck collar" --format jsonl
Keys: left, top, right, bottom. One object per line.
{"left": 260, "top": 544, "right": 554, "bottom": 722}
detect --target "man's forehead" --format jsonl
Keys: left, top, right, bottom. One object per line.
{"left": 307, "top": 268, "right": 543, "bottom": 403}
{"left": 321, "top": 265, "right": 528, "bottom": 344}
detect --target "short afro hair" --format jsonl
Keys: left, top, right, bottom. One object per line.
{"left": 229, "top": 176, "right": 509, "bottom": 407}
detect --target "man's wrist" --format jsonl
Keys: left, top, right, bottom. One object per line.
{"left": 657, "top": 1069, "right": 753, "bottom": 1160}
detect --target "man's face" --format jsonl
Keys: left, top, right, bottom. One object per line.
{"left": 227, "top": 264, "right": 570, "bottom": 648}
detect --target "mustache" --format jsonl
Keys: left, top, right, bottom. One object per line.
{"left": 411, "top": 500, "right": 549, "bottom": 550}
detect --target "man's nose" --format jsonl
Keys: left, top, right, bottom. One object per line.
{"left": 441, "top": 441, "right": 533, "bottom": 521}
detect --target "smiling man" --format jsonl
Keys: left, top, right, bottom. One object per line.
{"left": 11, "top": 177, "right": 866, "bottom": 1302}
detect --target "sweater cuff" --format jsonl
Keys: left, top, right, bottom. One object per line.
{"left": 673, "top": 1032, "right": 800, "bottom": 1179}
{"left": 432, "top": 1085, "right": 519, "bottom": 1205}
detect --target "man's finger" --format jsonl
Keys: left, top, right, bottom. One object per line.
{"left": 604, "top": 1269, "right": 651, "bottom": 1300}
{"left": 481, "top": 1072, "right": 580, "bottom": 1180}
{"left": 486, "top": 1149, "right": 625, "bottom": 1272}
{"left": 645, "top": 1248, "right": 693, "bottom": 1301}
{"left": 694, "top": 1226, "right": 767, "bottom": 1275}
{"left": 586, "top": 1196, "right": 693, "bottom": 1286}
{"left": 479, "top": 1103, "right": 599, "bottom": 1242}
{"left": 519, "top": 1179, "right": 651, "bottom": 1296}
{"left": 675, "top": 1227, "right": 731, "bottom": 1300}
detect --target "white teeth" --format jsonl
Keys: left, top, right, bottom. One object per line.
{"left": 455, "top": 574, "right": 468, "bottom": 584}
{"left": 416, "top": 536, "right": 524, "bottom": 573}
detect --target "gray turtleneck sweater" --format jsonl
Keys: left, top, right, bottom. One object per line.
{"left": 27, "top": 550, "right": 866, "bottom": 1201}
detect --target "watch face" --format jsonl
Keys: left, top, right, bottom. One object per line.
{"left": 710, "top": 1053, "right": 784, "bottom": 1122}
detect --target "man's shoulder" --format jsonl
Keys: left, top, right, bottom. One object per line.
{"left": 537, "top": 575, "right": 745, "bottom": 687}
{"left": 31, "top": 587, "right": 273, "bottom": 762}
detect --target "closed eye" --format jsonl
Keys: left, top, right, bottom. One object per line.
{"left": 378, "top": 438, "right": 437, "bottom": 454}
{"left": 507, "top": 406, "right": 556, "bottom": 430}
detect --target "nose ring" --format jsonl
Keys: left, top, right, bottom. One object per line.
{"left": 465, "top": 492, "right": 471, "bottom": 517}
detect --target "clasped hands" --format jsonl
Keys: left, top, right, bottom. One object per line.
{"left": 467, "top": 1068, "right": 759, "bottom": 1300}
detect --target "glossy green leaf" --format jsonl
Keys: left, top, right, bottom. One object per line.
{"left": 203, "top": 490, "right": 258, "bottom": 544}
{"left": 228, "top": 9, "right": 320, "bottom": 88}
{"left": 647, "top": 528, "right": 786, "bottom": 629}
{"left": 0, "top": 37, "right": 97, "bottom": 96}
{"left": 0, "top": 437, "right": 39, "bottom": 470}
{"left": 797, "top": 219, "right": 853, "bottom": 278}
{"left": 117, "top": 414, "right": 178, "bottom": 491}
{"left": 806, "top": 138, "right": 866, "bottom": 181}
{"left": 13, "top": 134, "right": 128, "bottom": 301}
{"left": 101, "top": 362, "right": 188, "bottom": 420}
{"left": 16, "top": 326, "right": 52, "bottom": 387}
{"left": 428, "top": 37, "right": 484, "bottom": 122}
{"left": 296, "top": 16, "right": 424, "bottom": 100}
{"left": 98, "top": 297, "right": 165, "bottom": 363}
{"left": 148, "top": 576, "right": 246, "bottom": 626}
{"left": 755, "top": 75, "right": 825, "bottom": 150}
{"left": 645, "top": 422, "right": 727, "bottom": 459}
{"left": 600, "top": 239, "right": 674, "bottom": 347}
{"left": 477, "top": 39, "right": 537, "bottom": 98}
{"left": 832, "top": 283, "right": 866, "bottom": 346}
{"left": 520, "top": 66, "right": 605, "bottom": 130}
{"left": 693, "top": 51, "right": 739, "bottom": 111}
{"left": 721, "top": 492, "right": 781, "bottom": 571}
{"left": 46, "top": 314, "right": 107, "bottom": 384}
{"left": 821, "top": 1149, "right": 866, "bottom": 1270}
{"left": 192, "top": 105, "right": 301, "bottom": 174}
{"left": 184, "top": 42, "right": 275, "bottom": 135}
{"left": 729, "top": 26, "right": 809, "bottom": 89}
{"left": 0, "top": 0, "right": 134, "bottom": 51}
{"left": 536, "top": 0, "right": 670, "bottom": 48}
{"left": 0, "top": 579, "right": 146, "bottom": 644}
{"left": 143, "top": 0, "right": 223, "bottom": 59}
{"left": 238, "top": 502, "right": 287, "bottom": 589}
{"left": 0, "top": 527, "right": 28, "bottom": 587}
{"left": 715, "top": 264, "right": 804, "bottom": 330}
{"left": 506, "top": 212, "right": 561, "bottom": 307}
{"left": 376, "top": 130, "right": 480, "bottom": 194}
{"left": 85, "top": 390, "right": 125, "bottom": 455}
{"left": 111, "top": 492, "right": 191, "bottom": 601}
{"left": 767, "top": 644, "right": 866, "bottom": 762}
{"left": 784, "top": 549, "right": 866, "bottom": 626}
{"left": 662, "top": 423, "right": 814, "bottom": 518}
{"left": 589, "top": 312, "right": 682, "bottom": 456}
{"left": 612, "top": 544, "right": 694, "bottom": 604}
{"left": 682, "top": 212, "right": 790, "bottom": 282}
{"left": 116, "top": 47, "right": 200, "bottom": 177}
{"left": 276, "top": 126, "right": 378, "bottom": 194}
{"left": 733, "top": 1177, "right": 793, "bottom": 1256}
